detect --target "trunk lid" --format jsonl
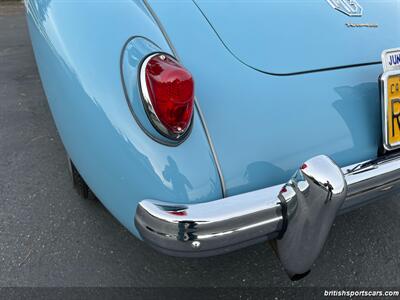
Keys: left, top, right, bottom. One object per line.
{"left": 194, "top": 0, "right": 400, "bottom": 74}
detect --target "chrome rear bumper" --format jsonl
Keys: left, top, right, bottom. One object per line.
{"left": 135, "top": 154, "right": 400, "bottom": 258}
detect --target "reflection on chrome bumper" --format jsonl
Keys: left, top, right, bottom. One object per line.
{"left": 135, "top": 154, "right": 400, "bottom": 259}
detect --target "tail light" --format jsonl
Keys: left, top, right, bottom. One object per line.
{"left": 139, "top": 53, "right": 194, "bottom": 140}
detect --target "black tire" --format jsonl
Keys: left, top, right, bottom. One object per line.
{"left": 68, "top": 159, "right": 96, "bottom": 200}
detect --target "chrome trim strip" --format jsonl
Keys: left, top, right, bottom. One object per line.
{"left": 193, "top": 97, "right": 227, "bottom": 197}
{"left": 135, "top": 154, "right": 400, "bottom": 257}
{"left": 143, "top": 0, "right": 226, "bottom": 197}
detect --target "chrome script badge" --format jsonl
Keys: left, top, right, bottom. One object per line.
{"left": 345, "top": 23, "right": 378, "bottom": 28}
{"left": 327, "top": 0, "right": 363, "bottom": 17}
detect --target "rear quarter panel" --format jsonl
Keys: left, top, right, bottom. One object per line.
{"left": 25, "top": 0, "right": 222, "bottom": 236}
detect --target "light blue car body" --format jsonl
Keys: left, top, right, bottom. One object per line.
{"left": 25, "top": 0, "right": 397, "bottom": 238}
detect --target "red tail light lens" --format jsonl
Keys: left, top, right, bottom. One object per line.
{"left": 140, "top": 53, "right": 194, "bottom": 139}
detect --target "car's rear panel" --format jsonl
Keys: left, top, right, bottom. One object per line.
{"left": 149, "top": 0, "right": 386, "bottom": 196}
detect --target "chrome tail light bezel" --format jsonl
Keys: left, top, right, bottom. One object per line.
{"left": 139, "top": 52, "right": 194, "bottom": 141}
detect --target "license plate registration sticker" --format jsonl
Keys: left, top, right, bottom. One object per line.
{"left": 382, "top": 49, "right": 400, "bottom": 72}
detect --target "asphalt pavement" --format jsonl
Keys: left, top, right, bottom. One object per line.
{"left": 1, "top": 2, "right": 400, "bottom": 289}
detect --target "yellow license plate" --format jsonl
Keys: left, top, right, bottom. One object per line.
{"left": 381, "top": 72, "right": 400, "bottom": 150}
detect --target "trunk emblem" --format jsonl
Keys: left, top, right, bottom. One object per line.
{"left": 327, "top": 0, "right": 363, "bottom": 17}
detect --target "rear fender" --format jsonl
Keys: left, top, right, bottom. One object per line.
{"left": 25, "top": 0, "right": 222, "bottom": 236}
